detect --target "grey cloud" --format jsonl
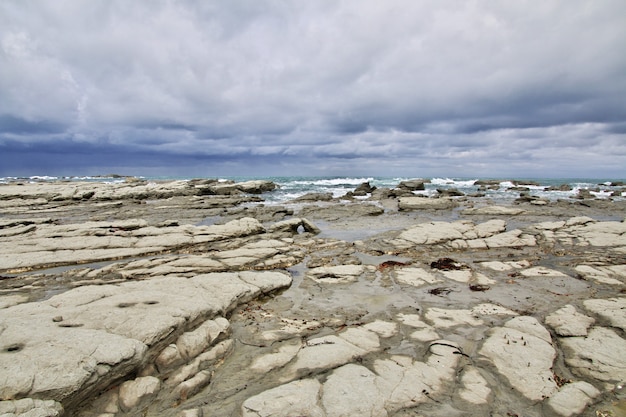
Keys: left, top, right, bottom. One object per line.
{"left": 0, "top": 0, "right": 625, "bottom": 177}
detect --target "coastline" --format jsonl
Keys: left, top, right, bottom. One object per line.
{"left": 0, "top": 178, "right": 625, "bottom": 417}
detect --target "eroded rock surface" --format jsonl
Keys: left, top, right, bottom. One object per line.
{"left": 1, "top": 180, "right": 625, "bottom": 417}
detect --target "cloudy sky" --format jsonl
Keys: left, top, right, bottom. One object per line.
{"left": 1, "top": 1, "right": 625, "bottom": 178}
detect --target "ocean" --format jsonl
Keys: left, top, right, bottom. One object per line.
{"left": 1, "top": 175, "right": 624, "bottom": 204}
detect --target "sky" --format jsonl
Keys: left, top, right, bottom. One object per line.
{"left": 1, "top": 1, "right": 625, "bottom": 179}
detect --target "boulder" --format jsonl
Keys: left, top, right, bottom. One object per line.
{"left": 436, "top": 187, "right": 464, "bottom": 197}
{"left": 352, "top": 181, "right": 376, "bottom": 195}
{"left": 397, "top": 179, "right": 426, "bottom": 191}
{"left": 293, "top": 192, "right": 333, "bottom": 202}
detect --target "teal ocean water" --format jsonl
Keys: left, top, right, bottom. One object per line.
{"left": 2, "top": 175, "right": 624, "bottom": 203}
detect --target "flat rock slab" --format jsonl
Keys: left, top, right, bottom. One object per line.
{"left": 0, "top": 217, "right": 266, "bottom": 273}
{"left": 560, "top": 326, "right": 626, "bottom": 383}
{"left": 398, "top": 197, "right": 458, "bottom": 210}
{"left": 545, "top": 305, "right": 595, "bottom": 336}
{"left": 242, "top": 342, "right": 462, "bottom": 417}
{"left": 0, "top": 271, "right": 291, "bottom": 407}
{"left": 479, "top": 316, "right": 558, "bottom": 401}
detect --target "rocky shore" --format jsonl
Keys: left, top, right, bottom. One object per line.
{"left": 0, "top": 178, "right": 625, "bottom": 417}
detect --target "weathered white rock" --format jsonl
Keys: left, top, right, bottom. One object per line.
{"left": 575, "top": 265, "right": 625, "bottom": 285}
{"left": 398, "top": 221, "right": 475, "bottom": 245}
{"left": 250, "top": 340, "right": 303, "bottom": 373}
{"left": 462, "top": 206, "right": 525, "bottom": 215}
{"left": 176, "top": 318, "right": 230, "bottom": 361}
{"left": 279, "top": 323, "right": 392, "bottom": 382}
{"left": 118, "top": 376, "right": 160, "bottom": 413}
{"left": 167, "top": 340, "right": 234, "bottom": 388}
{"left": 243, "top": 341, "right": 462, "bottom": 417}
{"left": 307, "top": 264, "right": 365, "bottom": 283}
{"left": 398, "top": 196, "right": 457, "bottom": 210}
{"left": 396, "top": 313, "right": 440, "bottom": 342}
{"left": 482, "top": 229, "right": 536, "bottom": 248}
{"left": 459, "top": 368, "right": 491, "bottom": 404}
{"left": 545, "top": 305, "right": 595, "bottom": 336}
{"left": 479, "top": 260, "right": 531, "bottom": 271}
{"left": 425, "top": 307, "right": 484, "bottom": 328}
{"left": 321, "top": 364, "right": 388, "bottom": 417}
{"left": 0, "top": 399, "right": 63, "bottom": 417}
{"left": 394, "top": 267, "right": 442, "bottom": 287}
{"left": 242, "top": 379, "right": 325, "bottom": 417}
{"left": 547, "top": 381, "right": 601, "bottom": 417}
{"left": 0, "top": 217, "right": 266, "bottom": 273}
{"left": 0, "top": 271, "right": 291, "bottom": 406}
{"left": 583, "top": 297, "right": 626, "bottom": 331}
{"left": 471, "top": 303, "right": 518, "bottom": 316}
{"left": 479, "top": 316, "right": 557, "bottom": 401}
{"left": 561, "top": 326, "right": 626, "bottom": 382}
{"left": 520, "top": 267, "right": 569, "bottom": 278}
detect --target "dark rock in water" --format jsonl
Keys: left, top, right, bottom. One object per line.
{"left": 398, "top": 179, "right": 426, "bottom": 191}
{"left": 512, "top": 180, "right": 541, "bottom": 186}
{"left": 352, "top": 182, "right": 377, "bottom": 196}
{"left": 545, "top": 184, "right": 573, "bottom": 191}
{"left": 436, "top": 188, "right": 464, "bottom": 197}
{"left": 474, "top": 180, "right": 501, "bottom": 186}
{"left": 575, "top": 189, "right": 594, "bottom": 199}
{"left": 609, "top": 181, "right": 624, "bottom": 186}
{"left": 515, "top": 192, "right": 540, "bottom": 203}
{"left": 508, "top": 186, "right": 530, "bottom": 192}
{"left": 293, "top": 192, "right": 334, "bottom": 202}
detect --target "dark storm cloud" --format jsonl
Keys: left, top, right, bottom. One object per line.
{"left": 0, "top": 0, "right": 625, "bottom": 177}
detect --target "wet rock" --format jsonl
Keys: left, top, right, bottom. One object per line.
{"left": 436, "top": 187, "right": 464, "bottom": 197}
{"left": 307, "top": 264, "right": 366, "bottom": 283}
{"left": 267, "top": 218, "right": 320, "bottom": 235}
{"left": 352, "top": 181, "right": 377, "bottom": 195}
{"left": 479, "top": 316, "right": 558, "bottom": 401}
{"left": 206, "top": 180, "right": 277, "bottom": 195}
